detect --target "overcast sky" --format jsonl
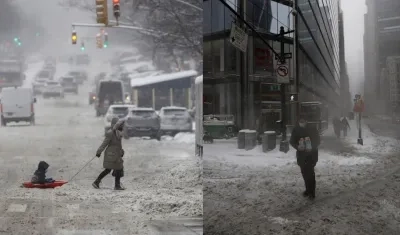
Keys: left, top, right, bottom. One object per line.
{"left": 341, "top": 0, "right": 366, "bottom": 95}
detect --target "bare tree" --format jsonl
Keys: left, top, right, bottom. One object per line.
{"left": 134, "top": 0, "right": 202, "bottom": 58}
{"left": 60, "top": 0, "right": 202, "bottom": 66}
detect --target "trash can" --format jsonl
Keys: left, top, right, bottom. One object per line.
{"left": 245, "top": 130, "right": 257, "bottom": 150}
{"left": 262, "top": 131, "right": 276, "bottom": 152}
{"left": 237, "top": 129, "right": 247, "bottom": 149}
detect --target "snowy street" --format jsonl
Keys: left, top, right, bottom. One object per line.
{"left": 203, "top": 120, "right": 400, "bottom": 234}
{"left": 0, "top": 62, "right": 202, "bottom": 234}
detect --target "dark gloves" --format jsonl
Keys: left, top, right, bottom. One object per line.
{"left": 96, "top": 153, "right": 101, "bottom": 158}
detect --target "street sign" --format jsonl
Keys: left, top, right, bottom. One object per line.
{"left": 274, "top": 53, "right": 292, "bottom": 60}
{"left": 229, "top": 24, "right": 248, "bottom": 53}
{"left": 353, "top": 97, "right": 365, "bottom": 113}
{"left": 276, "top": 64, "right": 289, "bottom": 83}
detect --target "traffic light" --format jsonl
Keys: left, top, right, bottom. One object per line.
{"left": 96, "top": 33, "right": 103, "bottom": 48}
{"left": 13, "top": 37, "right": 22, "bottom": 46}
{"left": 81, "top": 42, "right": 85, "bottom": 51}
{"left": 103, "top": 33, "right": 108, "bottom": 48}
{"left": 72, "top": 31, "right": 77, "bottom": 44}
{"left": 113, "top": 0, "right": 120, "bottom": 19}
{"left": 96, "top": 0, "right": 109, "bottom": 25}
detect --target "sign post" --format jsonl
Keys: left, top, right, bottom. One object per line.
{"left": 353, "top": 94, "right": 364, "bottom": 145}
{"left": 229, "top": 24, "right": 248, "bottom": 53}
{"left": 276, "top": 26, "right": 293, "bottom": 153}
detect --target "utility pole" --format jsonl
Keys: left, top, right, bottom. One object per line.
{"left": 278, "top": 26, "right": 294, "bottom": 153}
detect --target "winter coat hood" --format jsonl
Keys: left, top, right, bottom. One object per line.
{"left": 38, "top": 161, "right": 49, "bottom": 171}
{"left": 111, "top": 117, "right": 119, "bottom": 128}
{"left": 112, "top": 119, "right": 125, "bottom": 131}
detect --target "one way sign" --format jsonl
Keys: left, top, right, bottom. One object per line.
{"left": 229, "top": 24, "right": 248, "bottom": 53}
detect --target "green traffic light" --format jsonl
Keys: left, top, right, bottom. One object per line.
{"left": 103, "top": 44, "right": 108, "bottom": 48}
{"left": 17, "top": 42, "right": 22, "bottom": 46}
{"left": 14, "top": 37, "right": 19, "bottom": 42}
{"left": 81, "top": 47, "right": 85, "bottom": 51}
{"left": 36, "top": 33, "right": 40, "bottom": 37}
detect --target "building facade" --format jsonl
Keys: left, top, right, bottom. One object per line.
{"left": 338, "top": 10, "right": 351, "bottom": 114}
{"left": 203, "top": 0, "right": 341, "bottom": 130}
{"left": 364, "top": 0, "right": 400, "bottom": 114}
{"left": 297, "top": 0, "right": 340, "bottom": 112}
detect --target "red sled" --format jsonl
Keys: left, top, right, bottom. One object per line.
{"left": 22, "top": 180, "right": 68, "bottom": 189}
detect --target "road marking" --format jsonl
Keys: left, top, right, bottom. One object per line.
{"left": 7, "top": 203, "right": 27, "bottom": 212}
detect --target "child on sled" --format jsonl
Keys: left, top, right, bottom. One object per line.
{"left": 31, "top": 161, "right": 55, "bottom": 184}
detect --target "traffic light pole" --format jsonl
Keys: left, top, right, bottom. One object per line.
{"left": 71, "top": 23, "right": 179, "bottom": 38}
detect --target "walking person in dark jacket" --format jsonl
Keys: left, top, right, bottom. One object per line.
{"left": 340, "top": 116, "right": 350, "bottom": 137}
{"left": 92, "top": 117, "right": 125, "bottom": 190}
{"left": 290, "top": 117, "right": 320, "bottom": 199}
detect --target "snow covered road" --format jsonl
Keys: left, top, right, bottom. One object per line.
{"left": 0, "top": 62, "right": 202, "bottom": 234}
{"left": 204, "top": 121, "right": 400, "bottom": 235}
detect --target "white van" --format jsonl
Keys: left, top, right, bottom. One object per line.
{"left": 0, "top": 87, "right": 37, "bottom": 126}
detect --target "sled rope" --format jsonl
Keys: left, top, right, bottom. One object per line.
{"left": 68, "top": 156, "right": 96, "bottom": 182}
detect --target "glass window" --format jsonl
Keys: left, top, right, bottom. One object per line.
{"left": 203, "top": 0, "right": 237, "bottom": 34}
{"left": 224, "top": 39, "right": 238, "bottom": 72}
{"left": 253, "top": 38, "right": 274, "bottom": 74}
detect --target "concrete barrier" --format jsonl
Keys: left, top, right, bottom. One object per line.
{"left": 245, "top": 130, "right": 257, "bottom": 150}
{"left": 237, "top": 129, "right": 247, "bottom": 149}
{"left": 262, "top": 131, "right": 276, "bottom": 152}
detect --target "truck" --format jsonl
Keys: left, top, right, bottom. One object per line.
{"left": 94, "top": 79, "right": 129, "bottom": 117}
{"left": 0, "top": 59, "right": 24, "bottom": 88}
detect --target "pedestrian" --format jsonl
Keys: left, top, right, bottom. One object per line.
{"left": 92, "top": 117, "right": 125, "bottom": 190}
{"left": 340, "top": 116, "right": 350, "bottom": 137}
{"left": 332, "top": 116, "right": 341, "bottom": 138}
{"left": 290, "top": 117, "right": 320, "bottom": 199}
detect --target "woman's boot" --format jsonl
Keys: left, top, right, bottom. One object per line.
{"left": 92, "top": 169, "right": 111, "bottom": 189}
{"left": 114, "top": 176, "right": 125, "bottom": 190}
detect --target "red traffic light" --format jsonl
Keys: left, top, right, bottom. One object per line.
{"left": 112, "top": 0, "right": 120, "bottom": 4}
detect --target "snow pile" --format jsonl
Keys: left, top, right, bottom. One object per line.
{"left": 319, "top": 154, "right": 373, "bottom": 166}
{"left": 173, "top": 133, "right": 194, "bottom": 144}
{"left": 161, "top": 133, "right": 194, "bottom": 144}
{"left": 205, "top": 142, "right": 295, "bottom": 170}
{"left": 346, "top": 120, "right": 398, "bottom": 154}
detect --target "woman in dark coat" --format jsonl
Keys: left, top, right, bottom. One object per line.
{"left": 92, "top": 117, "right": 125, "bottom": 190}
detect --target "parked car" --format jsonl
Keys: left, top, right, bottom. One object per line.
{"left": 60, "top": 76, "right": 78, "bottom": 94}
{"left": 103, "top": 104, "right": 136, "bottom": 134}
{"left": 159, "top": 106, "right": 193, "bottom": 136}
{"left": 123, "top": 107, "right": 161, "bottom": 140}
{"left": 0, "top": 87, "right": 37, "bottom": 126}
{"left": 43, "top": 63, "right": 56, "bottom": 76}
{"left": 32, "top": 79, "right": 48, "bottom": 95}
{"left": 35, "top": 70, "right": 53, "bottom": 81}
{"left": 42, "top": 81, "right": 64, "bottom": 98}
{"left": 67, "top": 70, "right": 87, "bottom": 84}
